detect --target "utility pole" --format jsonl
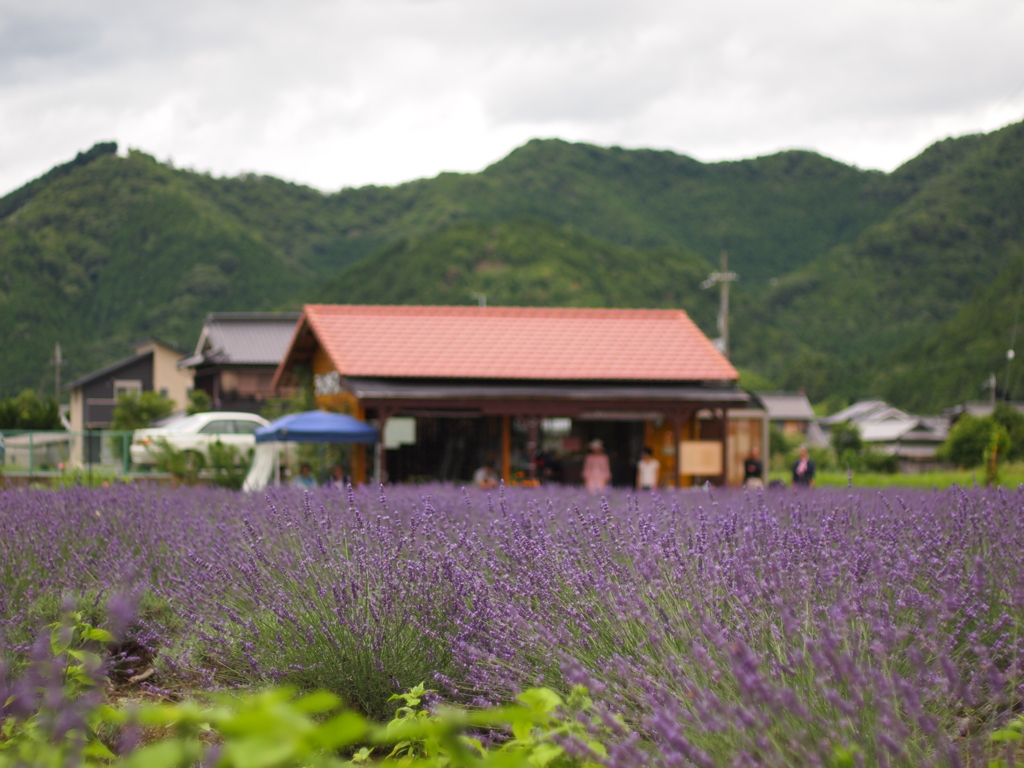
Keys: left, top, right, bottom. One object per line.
{"left": 50, "top": 342, "right": 65, "bottom": 404}
{"left": 984, "top": 371, "right": 997, "bottom": 408}
{"left": 470, "top": 292, "right": 487, "bottom": 308}
{"left": 700, "top": 251, "right": 739, "bottom": 358}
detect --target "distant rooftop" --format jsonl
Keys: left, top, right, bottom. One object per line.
{"left": 819, "top": 399, "right": 911, "bottom": 426}
{"left": 947, "top": 401, "right": 1024, "bottom": 419}
{"left": 66, "top": 350, "right": 152, "bottom": 390}
{"left": 180, "top": 312, "right": 301, "bottom": 368}
{"left": 754, "top": 391, "right": 815, "bottom": 421}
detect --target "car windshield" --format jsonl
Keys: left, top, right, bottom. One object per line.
{"left": 162, "top": 414, "right": 206, "bottom": 433}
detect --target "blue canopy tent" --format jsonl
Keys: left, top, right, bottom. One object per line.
{"left": 243, "top": 411, "right": 378, "bottom": 491}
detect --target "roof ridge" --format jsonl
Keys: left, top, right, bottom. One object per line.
{"left": 305, "top": 304, "right": 690, "bottom": 318}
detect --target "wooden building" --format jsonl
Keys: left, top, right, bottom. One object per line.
{"left": 179, "top": 312, "right": 300, "bottom": 413}
{"left": 66, "top": 339, "right": 193, "bottom": 465}
{"left": 274, "top": 305, "right": 749, "bottom": 487}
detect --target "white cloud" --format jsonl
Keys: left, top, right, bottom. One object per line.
{"left": 0, "top": 0, "right": 1022, "bottom": 194}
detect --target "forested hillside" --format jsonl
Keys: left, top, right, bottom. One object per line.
{"left": 2, "top": 120, "right": 1022, "bottom": 412}
{"left": 734, "top": 120, "right": 1024, "bottom": 411}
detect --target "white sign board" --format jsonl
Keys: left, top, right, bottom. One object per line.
{"left": 384, "top": 417, "right": 416, "bottom": 449}
{"left": 680, "top": 440, "right": 723, "bottom": 476}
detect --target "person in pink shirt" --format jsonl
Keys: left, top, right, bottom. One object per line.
{"left": 583, "top": 438, "right": 612, "bottom": 493}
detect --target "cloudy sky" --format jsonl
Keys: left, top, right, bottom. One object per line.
{"left": 2, "top": 0, "right": 1023, "bottom": 195}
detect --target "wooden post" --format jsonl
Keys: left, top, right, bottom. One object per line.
{"left": 672, "top": 411, "right": 681, "bottom": 488}
{"left": 720, "top": 408, "right": 729, "bottom": 487}
{"left": 501, "top": 415, "right": 511, "bottom": 483}
{"left": 761, "top": 409, "right": 770, "bottom": 484}
{"left": 352, "top": 445, "right": 366, "bottom": 486}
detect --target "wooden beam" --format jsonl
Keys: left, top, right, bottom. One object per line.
{"left": 501, "top": 415, "right": 511, "bottom": 483}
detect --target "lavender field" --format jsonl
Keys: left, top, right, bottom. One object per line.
{"left": 2, "top": 483, "right": 1023, "bottom": 766}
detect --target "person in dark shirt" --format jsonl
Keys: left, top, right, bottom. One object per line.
{"left": 792, "top": 445, "right": 816, "bottom": 488}
{"left": 743, "top": 447, "right": 763, "bottom": 488}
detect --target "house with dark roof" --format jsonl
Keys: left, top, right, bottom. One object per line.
{"left": 179, "top": 312, "right": 300, "bottom": 413}
{"left": 66, "top": 339, "right": 193, "bottom": 464}
{"left": 755, "top": 391, "right": 816, "bottom": 434}
{"left": 274, "top": 304, "right": 749, "bottom": 487}
{"left": 819, "top": 399, "right": 948, "bottom": 462}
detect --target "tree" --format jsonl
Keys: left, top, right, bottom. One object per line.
{"left": 830, "top": 420, "right": 863, "bottom": 458}
{"left": 110, "top": 391, "right": 175, "bottom": 431}
{"left": 941, "top": 414, "right": 1011, "bottom": 468}
{"left": 186, "top": 388, "right": 212, "bottom": 415}
{"left": 0, "top": 390, "right": 60, "bottom": 430}
{"left": 992, "top": 404, "right": 1024, "bottom": 461}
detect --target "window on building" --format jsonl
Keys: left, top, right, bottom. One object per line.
{"left": 113, "top": 379, "right": 143, "bottom": 399}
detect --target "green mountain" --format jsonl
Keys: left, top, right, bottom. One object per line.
{"left": 735, "top": 120, "right": 1024, "bottom": 411}
{"left": 0, "top": 146, "right": 303, "bottom": 394}
{"left": 2, "top": 121, "right": 1023, "bottom": 413}
{"left": 319, "top": 218, "right": 717, "bottom": 328}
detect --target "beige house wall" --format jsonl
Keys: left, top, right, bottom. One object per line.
{"left": 69, "top": 388, "right": 84, "bottom": 466}
{"left": 727, "top": 409, "right": 768, "bottom": 486}
{"left": 136, "top": 341, "right": 193, "bottom": 411}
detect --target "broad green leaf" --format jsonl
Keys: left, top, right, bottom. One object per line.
{"left": 222, "top": 737, "right": 297, "bottom": 768}
{"left": 86, "top": 628, "right": 114, "bottom": 643}
{"left": 511, "top": 717, "right": 533, "bottom": 742}
{"left": 219, "top": 708, "right": 313, "bottom": 739}
{"left": 117, "top": 738, "right": 200, "bottom": 768}
{"left": 314, "top": 711, "right": 368, "bottom": 749}
{"left": 50, "top": 625, "right": 72, "bottom": 656}
{"left": 350, "top": 746, "right": 373, "bottom": 764}
{"left": 516, "top": 688, "right": 562, "bottom": 715}
{"left": 83, "top": 739, "right": 116, "bottom": 759}
{"left": 529, "top": 743, "right": 564, "bottom": 767}
{"left": 292, "top": 690, "right": 341, "bottom": 714}
{"left": 460, "top": 736, "right": 486, "bottom": 757}
{"left": 990, "top": 729, "right": 1023, "bottom": 742}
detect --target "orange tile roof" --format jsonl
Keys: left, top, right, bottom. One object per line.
{"left": 297, "top": 305, "right": 737, "bottom": 382}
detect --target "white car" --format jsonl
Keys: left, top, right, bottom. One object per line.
{"left": 130, "top": 411, "right": 269, "bottom": 466}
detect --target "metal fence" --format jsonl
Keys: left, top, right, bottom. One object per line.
{"left": 0, "top": 430, "right": 136, "bottom": 476}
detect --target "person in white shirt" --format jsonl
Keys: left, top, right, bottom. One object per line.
{"left": 636, "top": 447, "right": 660, "bottom": 490}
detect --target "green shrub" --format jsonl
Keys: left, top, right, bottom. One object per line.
{"left": 859, "top": 449, "right": 898, "bottom": 474}
{"left": 993, "top": 404, "right": 1024, "bottom": 461}
{"left": 151, "top": 439, "right": 204, "bottom": 485}
{"left": 110, "top": 392, "right": 175, "bottom": 431}
{"left": 0, "top": 390, "right": 60, "bottom": 430}
{"left": 2, "top": 612, "right": 615, "bottom": 768}
{"left": 185, "top": 389, "right": 211, "bottom": 415}
{"left": 941, "top": 415, "right": 1011, "bottom": 468}
{"left": 207, "top": 441, "right": 253, "bottom": 490}
{"left": 829, "top": 420, "right": 862, "bottom": 458}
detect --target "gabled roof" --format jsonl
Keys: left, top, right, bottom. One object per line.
{"left": 181, "top": 312, "right": 301, "bottom": 368}
{"left": 754, "top": 391, "right": 815, "bottom": 421}
{"left": 859, "top": 418, "right": 947, "bottom": 444}
{"left": 820, "top": 399, "right": 910, "bottom": 426}
{"left": 278, "top": 305, "right": 737, "bottom": 384}
{"left": 66, "top": 350, "right": 152, "bottom": 390}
